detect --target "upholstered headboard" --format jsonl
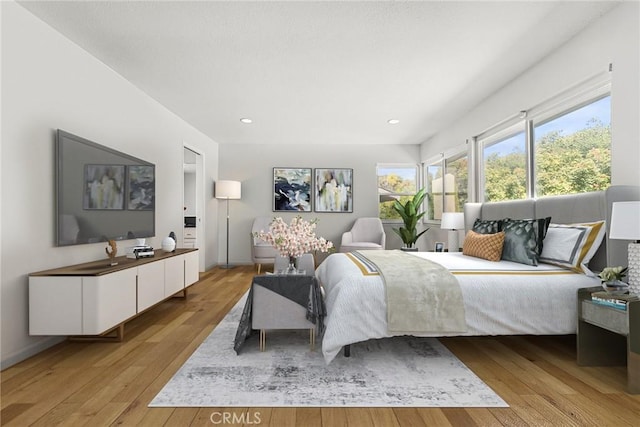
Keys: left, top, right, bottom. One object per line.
{"left": 464, "top": 185, "right": 640, "bottom": 272}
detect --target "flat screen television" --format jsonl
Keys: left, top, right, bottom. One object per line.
{"left": 56, "top": 130, "right": 155, "bottom": 246}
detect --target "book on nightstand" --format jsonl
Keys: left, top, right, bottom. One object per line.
{"left": 590, "top": 291, "right": 639, "bottom": 311}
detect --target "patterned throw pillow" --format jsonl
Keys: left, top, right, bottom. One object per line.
{"left": 472, "top": 218, "right": 502, "bottom": 234}
{"left": 501, "top": 217, "right": 551, "bottom": 266}
{"left": 462, "top": 230, "right": 505, "bottom": 262}
{"left": 539, "top": 221, "right": 605, "bottom": 276}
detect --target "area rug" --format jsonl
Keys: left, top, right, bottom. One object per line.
{"left": 149, "top": 294, "right": 507, "bottom": 407}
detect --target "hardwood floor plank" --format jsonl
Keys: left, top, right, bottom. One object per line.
{"left": 3, "top": 266, "right": 640, "bottom": 427}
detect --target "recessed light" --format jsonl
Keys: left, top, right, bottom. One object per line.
{"left": 240, "top": 118, "right": 253, "bottom": 124}
{"left": 387, "top": 119, "right": 400, "bottom": 125}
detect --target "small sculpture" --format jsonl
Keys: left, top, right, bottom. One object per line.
{"left": 106, "top": 239, "right": 118, "bottom": 266}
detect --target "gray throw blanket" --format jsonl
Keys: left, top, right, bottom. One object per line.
{"left": 358, "top": 250, "right": 466, "bottom": 334}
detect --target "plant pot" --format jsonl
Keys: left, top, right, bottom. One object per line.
{"left": 400, "top": 247, "right": 419, "bottom": 252}
{"left": 602, "top": 280, "right": 628, "bottom": 295}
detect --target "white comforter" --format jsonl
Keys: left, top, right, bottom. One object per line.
{"left": 315, "top": 251, "right": 600, "bottom": 364}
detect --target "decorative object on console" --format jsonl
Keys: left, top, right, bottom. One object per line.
{"left": 609, "top": 201, "right": 640, "bottom": 295}
{"left": 215, "top": 180, "right": 242, "bottom": 269}
{"left": 273, "top": 168, "right": 312, "bottom": 212}
{"left": 254, "top": 216, "right": 334, "bottom": 274}
{"left": 598, "top": 266, "right": 629, "bottom": 295}
{"left": 440, "top": 211, "right": 464, "bottom": 253}
{"left": 314, "top": 168, "right": 353, "bottom": 212}
{"left": 392, "top": 188, "right": 429, "bottom": 250}
{"left": 162, "top": 235, "right": 176, "bottom": 252}
{"left": 105, "top": 240, "right": 118, "bottom": 266}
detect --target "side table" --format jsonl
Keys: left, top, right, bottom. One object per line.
{"left": 577, "top": 286, "right": 639, "bottom": 394}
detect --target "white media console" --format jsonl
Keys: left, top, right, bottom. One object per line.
{"left": 29, "top": 248, "right": 199, "bottom": 341}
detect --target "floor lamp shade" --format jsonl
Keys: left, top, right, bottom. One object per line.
{"left": 215, "top": 180, "right": 242, "bottom": 200}
{"left": 215, "top": 180, "right": 241, "bottom": 268}
{"left": 609, "top": 201, "right": 640, "bottom": 295}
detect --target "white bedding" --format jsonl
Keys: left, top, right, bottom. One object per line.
{"left": 315, "top": 251, "right": 600, "bottom": 364}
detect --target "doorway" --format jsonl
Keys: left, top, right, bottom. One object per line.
{"left": 183, "top": 146, "right": 205, "bottom": 271}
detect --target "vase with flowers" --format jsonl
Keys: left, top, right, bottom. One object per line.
{"left": 598, "top": 266, "right": 628, "bottom": 295}
{"left": 255, "top": 216, "right": 334, "bottom": 273}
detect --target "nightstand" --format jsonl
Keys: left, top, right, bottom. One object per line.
{"left": 577, "top": 287, "right": 639, "bottom": 394}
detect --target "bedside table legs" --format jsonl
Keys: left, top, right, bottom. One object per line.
{"left": 259, "top": 329, "right": 266, "bottom": 352}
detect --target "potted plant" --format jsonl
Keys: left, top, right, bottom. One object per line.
{"left": 392, "top": 188, "right": 429, "bottom": 250}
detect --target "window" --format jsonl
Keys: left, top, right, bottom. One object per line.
{"left": 534, "top": 95, "right": 611, "bottom": 197}
{"left": 424, "top": 149, "right": 469, "bottom": 221}
{"left": 477, "top": 74, "right": 611, "bottom": 202}
{"left": 377, "top": 164, "right": 419, "bottom": 221}
{"left": 482, "top": 130, "right": 527, "bottom": 202}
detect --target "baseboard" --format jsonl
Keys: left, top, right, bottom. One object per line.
{"left": 0, "top": 336, "right": 65, "bottom": 370}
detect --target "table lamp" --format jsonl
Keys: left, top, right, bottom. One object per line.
{"left": 441, "top": 212, "right": 465, "bottom": 253}
{"left": 609, "top": 201, "right": 640, "bottom": 295}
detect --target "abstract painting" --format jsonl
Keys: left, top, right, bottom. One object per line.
{"left": 83, "top": 164, "right": 125, "bottom": 210}
{"left": 273, "top": 168, "right": 312, "bottom": 211}
{"left": 314, "top": 168, "right": 353, "bottom": 212}
{"left": 128, "top": 165, "right": 155, "bottom": 210}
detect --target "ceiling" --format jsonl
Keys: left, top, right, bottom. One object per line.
{"left": 18, "top": 1, "right": 619, "bottom": 146}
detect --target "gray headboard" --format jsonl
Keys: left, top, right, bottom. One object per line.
{"left": 463, "top": 185, "right": 640, "bottom": 272}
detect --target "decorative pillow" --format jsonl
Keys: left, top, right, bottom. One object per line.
{"left": 539, "top": 221, "right": 606, "bottom": 276}
{"left": 500, "top": 217, "right": 551, "bottom": 266}
{"left": 472, "top": 218, "right": 502, "bottom": 234}
{"left": 462, "top": 230, "right": 505, "bottom": 261}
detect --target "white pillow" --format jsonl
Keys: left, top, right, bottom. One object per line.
{"left": 539, "top": 221, "right": 605, "bottom": 276}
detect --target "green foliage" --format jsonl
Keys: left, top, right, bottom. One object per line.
{"left": 484, "top": 119, "right": 611, "bottom": 201}
{"left": 391, "top": 188, "right": 429, "bottom": 248}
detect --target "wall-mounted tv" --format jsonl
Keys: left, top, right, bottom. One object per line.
{"left": 56, "top": 130, "right": 155, "bottom": 246}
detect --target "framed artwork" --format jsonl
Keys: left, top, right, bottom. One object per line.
{"left": 83, "top": 164, "right": 125, "bottom": 210}
{"left": 435, "top": 242, "right": 445, "bottom": 252}
{"left": 127, "top": 165, "right": 155, "bottom": 210}
{"left": 273, "top": 167, "right": 312, "bottom": 211}
{"left": 314, "top": 168, "right": 353, "bottom": 213}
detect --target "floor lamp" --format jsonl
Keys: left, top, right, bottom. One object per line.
{"left": 215, "top": 180, "right": 242, "bottom": 269}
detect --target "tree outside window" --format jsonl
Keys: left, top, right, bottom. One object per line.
{"left": 378, "top": 165, "right": 418, "bottom": 220}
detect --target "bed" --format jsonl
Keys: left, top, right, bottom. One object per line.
{"left": 316, "top": 186, "right": 640, "bottom": 364}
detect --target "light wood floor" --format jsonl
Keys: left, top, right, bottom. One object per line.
{"left": 2, "top": 265, "right": 639, "bottom": 426}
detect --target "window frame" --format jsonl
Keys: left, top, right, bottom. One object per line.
{"left": 475, "top": 71, "right": 611, "bottom": 202}
{"left": 376, "top": 163, "right": 421, "bottom": 223}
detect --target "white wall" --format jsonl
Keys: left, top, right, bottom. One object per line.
{"left": 420, "top": 2, "right": 640, "bottom": 188}
{"left": 0, "top": 2, "right": 219, "bottom": 368}
{"left": 218, "top": 143, "right": 422, "bottom": 265}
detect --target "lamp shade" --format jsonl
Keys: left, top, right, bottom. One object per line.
{"left": 215, "top": 180, "right": 241, "bottom": 200}
{"left": 609, "top": 201, "right": 640, "bottom": 240}
{"left": 441, "top": 212, "right": 464, "bottom": 230}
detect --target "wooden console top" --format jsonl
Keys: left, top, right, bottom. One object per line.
{"left": 30, "top": 248, "right": 198, "bottom": 277}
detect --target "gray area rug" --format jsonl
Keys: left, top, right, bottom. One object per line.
{"left": 150, "top": 294, "right": 508, "bottom": 407}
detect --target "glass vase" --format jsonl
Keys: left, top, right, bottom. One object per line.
{"left": 286, "top": 256, "right": 297, "bottom": 274}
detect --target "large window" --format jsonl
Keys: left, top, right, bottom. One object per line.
{"left": 377, "top": 164, "right": 419, "bottom": 221}
{"left": 477, "top": 82, "right": 610, "bottom": 202}
{"left": 482, "top": 130, "right": 527, "bottom": 202}
{"left": 534, "top": 95, "right": 611, "bottom": 197}
{"left": 425, "top": 149, "right": 468, "bottom": 221}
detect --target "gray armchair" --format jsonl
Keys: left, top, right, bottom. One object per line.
{"left": 251, "top": 217, "right": 279, "bottom": 274}
{"left": 339, "top": 217, "right": 386, "bottom": 252}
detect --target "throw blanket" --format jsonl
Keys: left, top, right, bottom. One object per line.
{"left": 357, "top": 250, "right": 466, "bottom": 334}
